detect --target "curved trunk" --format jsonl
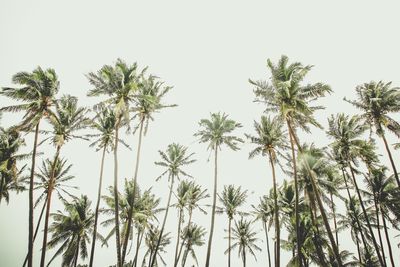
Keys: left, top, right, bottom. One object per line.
{"left": 381, "top": 208, "right": 396, "bottom": 267}
{"left": 122, "top": 118, "right": 145, "bottom": 264}
{"left": 263, "top": 221, "right": 271, "bottom": 267}
{"left": 381, "top": 132, "right": 400, "bottom": 187}
{"left": 28, "top": 122, "right": 40, "bottom": 267}
{"left": 174, "top": 209, "right": 183, "bottom": 266}
{"left": 330, "top": 193, "right": 339, "bottom": 248}
{"left": 205, "top": 148, "right": 218, "bottom": 267}
{"left": 89, "top": 146, "right": 107, "bottom": 267}
{"left": 150, "top": 174, "right": 175, "bottom": 267}
{"left": 374, "top": 199, "right": 387, "bottom": 266}
{"left": 268, "top": 153, "right": 280, "bottom": 267}
{"left": 40, "top": 145, "right": 61, "bottom": 267}
{"left": 113, "top": 117, "right": 122, "bottom": 267}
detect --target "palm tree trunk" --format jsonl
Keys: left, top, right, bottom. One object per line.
{"left": 205, "top": 148, "right": 218, "bottom": 267}
{"left": 113, "top": 117, "right": 122, "bottom": 267}
{"left": 122, "top": 118, "right": 145, "bottom": 264}
{"left": 150, "top": 174, "right": 175, "bottom": 267}
{"left": 242, "top": 249, "right": 246, "bottom": 267}
{"left": 348, "top": 164, "right": 385, "bottom": 267}
{"left": 330, "top": 193, "right": 339, "bottom": 248}
{"left": 89, "top": 146, "right": 107, "bottom": 267}
{"left": 28, "top": 122, "right": 40, "bottom": 267}
{"left": 268, "top": 153, "right": 280, "bottom": 267}
{"left": 74, "top": 236, "right": 81, "bottom": 267}
{"left": 381, "top": 132, "right": 400, "bottom": 187}
{"left": 355, "top": 231, "right": 361, "bottom": 261}
{"left": 381, "top": 208, "right": 396, "bottom": 267}
{"left": 286, "top": 119, "right": 301, "bottom": 265}
{"left": 308, "top": 196, "right": 328, "bottom": 266}
{"left": 182, "top": 248, "right": 189, "bottom": 267}
{"left": 176, "top": 209, "right": 192, "bottom": 265}
{"left": 374, "top": 199, "right": 387, "bottom": 266}
{"left": 263, "top": 221, "right": 271, "bottom": 267}
{"left": 174, "top": 209, "right": 183, "bottom": 266}
{"left": 228, "top": 218, "right": 232, "bottom": 267}
{"left": 40, "top": 145, "right": 61, "bottom": 267}
{"left": 133, "top": 229, "right": 144, "bottom": 267}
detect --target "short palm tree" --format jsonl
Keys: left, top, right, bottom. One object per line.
{"left": 1, "top": 67, "right": 59, "bottom": 267}
{"left": 246, "top": 115, "right": 287, "bottom": 267}
{"left": 87, "top": 59, "right": 144, "bottom": 267}
{"left": 47, "top": 195, "right": 98, "bottom": 267}
{"left": 217, "top": 185, "right": 248, "bottom": 267}
{"left": 345, "top": 81, "right": 400, "bottom": 187}
{"left": 150, "top": 143, "right": 195, "bottom": 267}
{"left": 180, "top": 224, "right": 206, "bottom": 267}
{"left": 194, "top": 112, "right": 243, "bottom": 267}
{"left": 229, "top": 217, "right": 261, "bottom": 267}
{"left": 142, "top": 225, "right": 171, "bottom": 267}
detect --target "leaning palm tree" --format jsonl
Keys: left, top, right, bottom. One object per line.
{"left": 249, "top": 55, "right": 337, "bottom": 265}
{"left": 229, "top": 217, "right": 261, "bottom": 267}
{"left": 180, "top": 224, "right": 207, "bottom": 267}
{"left": 40, "top": 95, "right": 88, "bottom": 267}
{"left": 194, "top": 112, "right": 243, "bottom": 267}
{"left": 1, "top": 67, "right": 59, "bottom": 267}
{"left": 217, "top": 185, "right": 248, "bottom": 267}
{"left": 46, "top": 195, "right": 99, "bottom": 267}
{"left": 150, "top": 143, "right": 195, "bottom": 267}
{"left": 142, "top": 225, "right": 171, "bottom": 267}
{"left": 345, "top": 81, "right": 400, "bottom": 187}
{"left": 87, "top": 59, "right": 144, "bottom": 267}
{"left": 246, "top": 115, "right": 287, "bottom": 267}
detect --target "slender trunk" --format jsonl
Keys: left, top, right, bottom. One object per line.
{"left": 286, "top": 119, "right": 301, "bottom": 265}
{"left": 268, "top": 153, "right": 280, "bottom": 267}
{"left": 330, "top": 193, "right": 339, "bottom": 248}
{"left": 182, "top": 248, "right": 189, "bottom": 267}
{"left": 263, "top": 221, "right": 271, "bottom": 267}
{"left": 74, "top": 236, "right": 81, "bottom": 267}
{"left": 89, "top": 146, "right": 107, "bottom": 267}
{"left": 348, "top": 165, "right": 385, "bottom": 266}
{"left": 205, "top": 148, "right": 218, "bottom": 267}
{"left": 308, "top": 196, "right": 328, "bottom": 266}
{"left": 242, "top": 249, "right": 246, "bottom": 267}
{"left": 381, "top": 132, "right": 400, "bottom": 187}
{"left": 122, "top": 119, "right": 145, "bottom": 264}
{"left": 113, "top": 117, "right": 122, "bottom": 267}
{"left": 176, "top": 210, "right": 192, "bottom": 265}
{"left": 174, "top": 209, "right": 183, "bottom": 266}
{"left": 40, "top": 146, "right": 61, "bottom": 267}
{"left": 28, "top": 122, "right": 40, "bottom": 267}
{"left": 355, "top": 232, "right": 361, "bottom": 261}
{"left": 228, "top": 218, "right": 232, "bottom": 267}
{"left": 150, "top": 174, "right": 175, "bottom": 267}
{"left": 374, "top": 199, "right": 387, "bottom": 266}
{"left": 381, "top": 208, "right": 396, "bottom": 267}
{"left": 133, "top": 229, "right": 144, "bottom": 267}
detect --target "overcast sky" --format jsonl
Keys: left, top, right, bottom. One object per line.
{"left": 1, "top": 1, "right": 400, "bottom": 266}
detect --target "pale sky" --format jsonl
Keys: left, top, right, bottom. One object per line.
{"left": 1, "top": 1, "right": 400, "bottom": 266}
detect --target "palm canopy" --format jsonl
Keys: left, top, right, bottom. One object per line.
{"left": 185, "top": 182, "right": 209, "bottom": 215}
{"left": 217, "top": 185, "right": 248, "bottom": 219}
{"left": 180, "top": 224, "right": 206, "bottom": 266}
{"left": 249, "top": 55, "right": 331, "bottom": 132}
{"left": 345, "top": 81, "right": 400, "bottom": 137}
{"left": 230, "top": 217, "right": 261, "bottom": 262}
{"left": 0, "top": 67, "right": 59, "bottom": 129}
{"left": 194, "top": 112, "right": 243, "bottom": 151}
{"left": 252, "top": 191, "right": 275, "bottom": 227}
{"left": 143, "top": 225, "right": 171, "bottom": 267}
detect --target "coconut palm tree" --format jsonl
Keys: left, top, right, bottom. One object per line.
{"left": 142, "top": 225, "right": 171, "bottom": 267}
{"left": 345, "top": 81, "right": 400, "bottom": 187}
{"left": 249, "top": 55, "right": 336, "bottom": 265}
{"left": 87, "top": 59, "right": 144, "bottom": 267}
{"left": 180, "top": 224, "right": 206, "bottom": 267}
{"left": 217, "top": 185, "right": 248, "bottom": 267}
{"left": 229, "top": 217, "right": 261, "bottom": 267}
{"left": 246, "top": 115, "right": 287, "bottom": 267}
{"left": 40, "top": 95, "right": 88, "bottom": 267}
{"left": 1, "top": 67, "right": 59, "bottom": 267}
{"left": 150, "top": 143, "right": 195, "bottom": 267}
{"left": 46, "top": 195, "right": 99, "bottom": 267}
{"left": 194, "top": 112, "right": 243, "bottom": 267}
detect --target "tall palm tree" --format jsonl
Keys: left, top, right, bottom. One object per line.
{"left": 217, "top": 185, "right": 248, "bottom": 267}
{"left": 142, "top": 225, "right": 171, "bottom": 267}
{"left": 229, "top": 217, "right": 261, "bottom": 267}
{"left": 46, "top": 195, "right": 98, "bottom": 267}
{"left": 246, "top": 115, "right": 287, "bottom": 267}
{"left": 249, "top": 55, "right": 336, "bottom": 265}
{"left": 327, "top": 113, "right": 385, "bottom": 266}
{"left": 150, "top": 143, "right": 195, "bottom": 267}
{"left": 87, "top": 59, "right": 144, "bottom": 267}
{"left": 180, "top": 224, "right": 206, "bottom": 267}
{"left": 194, "top": 112, "right": 243, "bottom": 267}
{"left": 122, "top": 75, "right": 176, "bottom": 263}
{"left": 40, "top": 95, "right": 88, "bottom": 267}
{"left": 345, "top": 81, "right": 400, "bottom": 187}
{"left": 1, "top": 67, "right": 59, "bottom": 267}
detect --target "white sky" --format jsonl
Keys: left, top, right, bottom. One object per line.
{"left": 1, "top": 1, "right": 400, "bottom": 266}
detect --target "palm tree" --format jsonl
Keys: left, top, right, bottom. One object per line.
{"left": 142, "top": 225, "right": 171, "bottom": 267}
{"left": 122, "top": 75, "right": 176, "bottom": 263}
{"left": 229, "top": 217, "right": 261, "bottom": 267}
{"left": 194, "top": 112, "right": 243, "bottom": 267}
{"left": 180, "top": 224, "right": 206, "bottom": 267}
{"left": 47, "top": 195, "right": 98, "bottom": 267}
{"left": 249, "top": 55, "right": 337, "bottom": 265}
{"left": 246, "top": 115, "right": 287, "bottom": 267}
{"left": 87, "top": 59, "right": 144, "bottom": 267}
{"left": 40, "top": 95, "right": 88, "bottom": 267}
{"left": 345, "top": 81, "right": 400, "bottom": 187}
{"left": 150, "top": 143, "right": 195, "bottom": 267}
{"left": 327, "top": 113, "right": 385, "bottom": 266}
{"left": 1, "top": 67, "right": 59, "bottom": 267}
{"left": 217, "top": 185, "right": 248, "bottom": 267}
